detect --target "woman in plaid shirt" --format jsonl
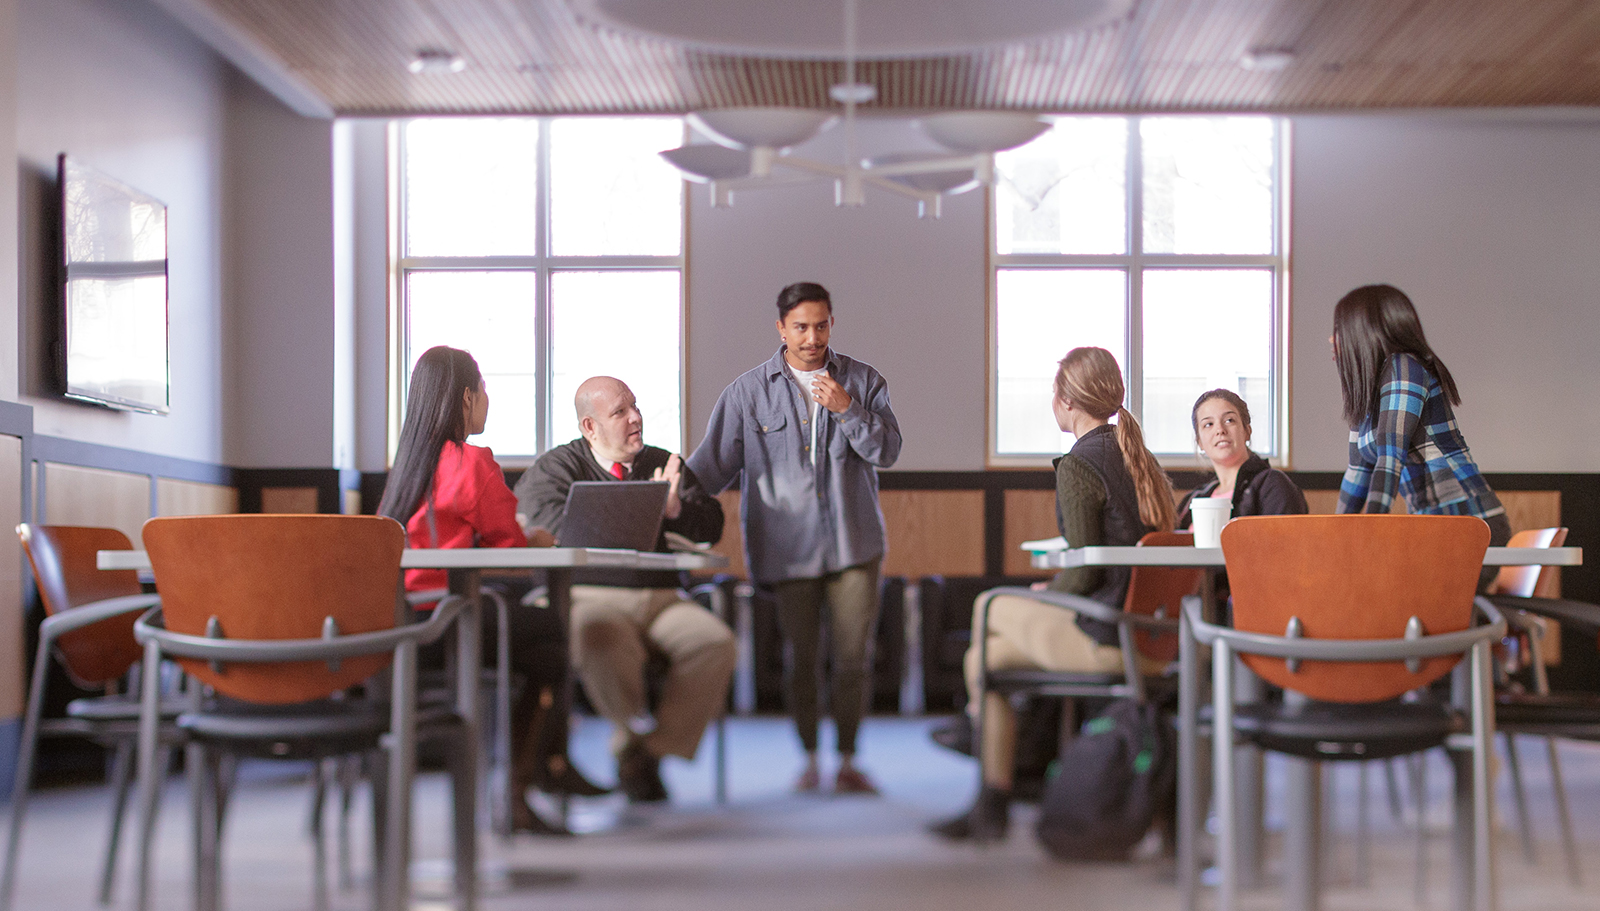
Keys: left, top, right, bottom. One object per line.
{"left": 1332, "top": 284, "right": 1511, "bottom": 584}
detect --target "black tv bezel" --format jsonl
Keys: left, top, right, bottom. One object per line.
{"left": 57, "top": 153, "right": 172, "bottom": 416}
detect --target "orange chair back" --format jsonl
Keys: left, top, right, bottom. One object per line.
{"left": 142, "top": 514, "right": 407, "bottom": 704}
{"left": 18, "top": 524, "right": 147, "bottom": 688}
{"left": 1126, "top": 531, "right": 1203, "bottom": 662}
{"left": 1221, "top": 514, "right": 1489, "bottom": 703}
{"left": 1486, "top": 526, "right": 1567, "bottom": 599}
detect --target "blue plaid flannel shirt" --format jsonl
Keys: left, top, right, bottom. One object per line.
{"left": 1338, "top": 353, "right": 1504, "bottom": 519}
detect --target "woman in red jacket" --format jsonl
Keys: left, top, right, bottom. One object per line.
{"left": 379, "top": 345, "right": 531, "bottom": 579}
{"left": 378, "top": 345, "right": 595, "bottom": 835}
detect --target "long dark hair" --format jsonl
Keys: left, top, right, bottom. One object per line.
{"left": 378, "top": 346, "right": 483, "bottom": 525}
{"left": 1055, "top": 347, "right": 1175, "bottom": 532}
{"left": 1333, "top": 284, "right": 1459, "bottom": 427}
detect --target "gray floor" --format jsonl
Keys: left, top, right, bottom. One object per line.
{"left": 8, "top": 715, "right": 1600, "bottom": 910}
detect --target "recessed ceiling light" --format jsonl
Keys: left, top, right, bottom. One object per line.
{"left": 829, "top": 83, "right": 878, "bottom": 105}
{"left": 408, "top": 49, "right": 466, "bottom": 75}
{"left": 1240, "top": 47, "right": 1295, "bottom": 72}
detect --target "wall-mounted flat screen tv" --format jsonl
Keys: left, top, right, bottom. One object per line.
{"left": 58, "top": 154, "right": 170, "bottom": 414}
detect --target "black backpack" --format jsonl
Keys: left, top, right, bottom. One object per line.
{"left": 1034, "top": 699, "right": 1175, "bottom": 862}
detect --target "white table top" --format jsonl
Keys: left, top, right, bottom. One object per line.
{"left": 98, "top": 546, "right": 728, "bottom": 573}
{"left": 1030, "top": 544, "right": 1583, "bottom": 570}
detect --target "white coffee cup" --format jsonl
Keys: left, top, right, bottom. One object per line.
{"left": 1190, "top": 497, "right": 1233, "bottom": 548}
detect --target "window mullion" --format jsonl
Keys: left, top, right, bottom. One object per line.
{"left": 535, "top": 118, "right": 553, "bottom": 454}
{"left": 1126, "top": 117, "right": 1144, "bottom": 423}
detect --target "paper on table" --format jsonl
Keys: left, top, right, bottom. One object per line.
{"left": 664, "top": 531, "right": 713, "bottom": 553}
{"left": 1021, "top": 536, "right": 1068, "bottom": 552}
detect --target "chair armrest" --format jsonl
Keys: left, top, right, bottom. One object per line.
{"left": 134, "top": 593, "right": 469, "bottom": 663}
{"left": 1486, "top": 594, "right": 1600, "bottom": 638}
{"left": 1184, "top": 595, "right": 1506, "bottom": 661}
{"left": 37, "top": 593, "right": 162, "bottom": 642}
{"left": 976, "top": 586, "right": 1177, "bottom": 633}
{"left": 685, "top": 581, "right": 731, "bottom": 623}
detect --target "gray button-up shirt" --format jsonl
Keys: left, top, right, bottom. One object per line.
{"left": 688, "top": 346, "right": 901, "bottom": 584}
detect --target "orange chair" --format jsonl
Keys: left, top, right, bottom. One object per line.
{"left": 972, "top": 530, "right": 1202, "bottom": 839}
{"left": 129, "top": 515, "right": 476, "bottom": 911}
{"left": 1190, "top": 515, "right": 1502, "bottom": 911}
{"left": 1, "top": 525, "right": 166, "bottom": 910}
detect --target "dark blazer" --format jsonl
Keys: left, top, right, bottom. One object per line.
{"left": 515, "top": 438, "right": 724, "bottom": 588}
{"left": 1176, "top": 452, "right": 1308, "bottom": 528}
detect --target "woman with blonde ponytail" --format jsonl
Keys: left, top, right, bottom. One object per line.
{"left": 931, "top": 346, "right": 1174, "bottom": 842}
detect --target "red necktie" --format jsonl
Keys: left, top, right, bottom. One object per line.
{"left": 609, "top": 462, "right": 626, "bottom": 480}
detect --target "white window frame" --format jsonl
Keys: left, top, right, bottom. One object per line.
{"left": 388, "top": 118, "right": 688, "bottom": 465}
{"left": 987, "top": 115, "right": 1291, "bottom": 468}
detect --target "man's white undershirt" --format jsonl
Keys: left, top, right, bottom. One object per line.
{"left": 788, "top": 363, "right": 825, "bottom": 466}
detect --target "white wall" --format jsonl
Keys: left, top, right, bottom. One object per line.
{"left": 1288, "top": 113, "right": 1600, "bottom": 472}
{"left": 15, "top": 0, "right": 228, "bottom": 460}
{"left": 687, "top": 113, "right": 1600, "bottom": 475}
{"left": 349, "top": 119, "right": 393, "bottom": 474}
{"left": 222, "top": 71, "right": 336, "bottom": 468}
{"left": 685, "top": 119, "right": 989, "bottom": 471}
{"left": 0, "top": 0, "right": 18, "bottom": 402}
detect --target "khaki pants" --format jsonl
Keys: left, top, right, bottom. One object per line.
{"left": 569, "top": 585, "right": 736, "bottom": 760}
{"left": 964, "top": 592, "right": 1166, "bottom": 789}
{"left": 772, "top": 560, "right": 881, "bottom": 756}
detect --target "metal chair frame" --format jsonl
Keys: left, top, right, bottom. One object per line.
{"left": 0, "top": 591, "right": 164, "bottom": 910}
{"left": 972, "top": 532, "right": 1198, "bottom": 831}
{"left": 2, "top": 523, "right": 181, "bottom": 911}
{"left": 1192, "top": 601, "right": 1504, "bottom": 911}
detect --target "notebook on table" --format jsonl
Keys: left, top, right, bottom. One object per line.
{"left": 558, "top": 480, "right": 670, "bottom": 551}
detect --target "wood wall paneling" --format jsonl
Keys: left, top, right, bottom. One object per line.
{"left": 260, "top": 486, "right": 321, "bottom": 514}
{"left": 156, "top": 478, "right": 239, "bottom": 517}
{"left": 880, "top": 489, "right": 985, "bottom": 578}
{"left": 1500, "top": 491, "right": 1562, "bottom": 537}
{"left": 1002, "top": 489, "right": 1058, "bottom": 578}
{"left": 42, "top": 463, "right": 152, "bottom": 546}
{"left": 0, "top": 439, "right": 24, "bottom": 718}
{"left": 705, "top": 489, "right": 988, "bottom": 581}
{"left": 709, "top": 491, "right": 746, "bottom": 580}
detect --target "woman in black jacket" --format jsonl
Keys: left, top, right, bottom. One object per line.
{"left": 1177, "top": 389, "right": 1306, "bottom": 529}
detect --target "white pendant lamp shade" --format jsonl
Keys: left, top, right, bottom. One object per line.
{"left": 863, "top": 153, "right": 982, "bottom": 194}
{"left": 688, "top": 108, "right": 837, "bottom": 151}
{"left": 659, "top": 144, "right": 754, "bottom": 182}
{"left": 918, "top": 111, "right": 1051, "bottom": 153}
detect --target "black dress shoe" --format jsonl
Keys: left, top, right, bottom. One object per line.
{"left": 537, "top": 757, "right": 612, "bottom": 797}
{"left": 928, "top": 787, "right": 1010, "bottom": 842}
{"left": 617, "top": 740, "right": 669, "bottom": 804}
{"left": 511, "top": 798, "right": 575, "bottom": 837}
{"left": 930, "top": 714, "right": 975, "bottom": 756}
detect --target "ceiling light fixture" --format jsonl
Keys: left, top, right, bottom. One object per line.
{"left": 1240, "top": 47, "right": 1295, "bottom": 72}
{"left": 659, "top": 0, "right": 1051, "bottom": 216}
{"left": 408, "top": 49, "right": 466, "bottom": 75}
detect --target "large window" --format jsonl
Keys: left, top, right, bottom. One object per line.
{"left": 991, "top": 116, "right": 1284, "bottom": 463}
{"left": 395, "top": 117, "right": 685, "bottom": 460}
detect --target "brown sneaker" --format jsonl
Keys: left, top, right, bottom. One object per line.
{"left": 794, "top": 766, "right": 821, "bottom": 793}
{"left": 832, "top": 766, "right": 880, "bottom": 795}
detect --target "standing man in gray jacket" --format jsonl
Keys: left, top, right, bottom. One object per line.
{"left": 687, "top": 281, "right": 902, "bottom": 794}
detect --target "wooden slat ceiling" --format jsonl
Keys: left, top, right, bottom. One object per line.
{"left": 168, "top": 0, "right": 1600, "bottom": 116}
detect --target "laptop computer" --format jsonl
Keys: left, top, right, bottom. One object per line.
{"left": 558, "top": 480, "right": 670, "bottom": 551}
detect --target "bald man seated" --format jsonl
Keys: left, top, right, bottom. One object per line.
{"left": 514, "top": 376, "right": 735, "bottom": 804}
